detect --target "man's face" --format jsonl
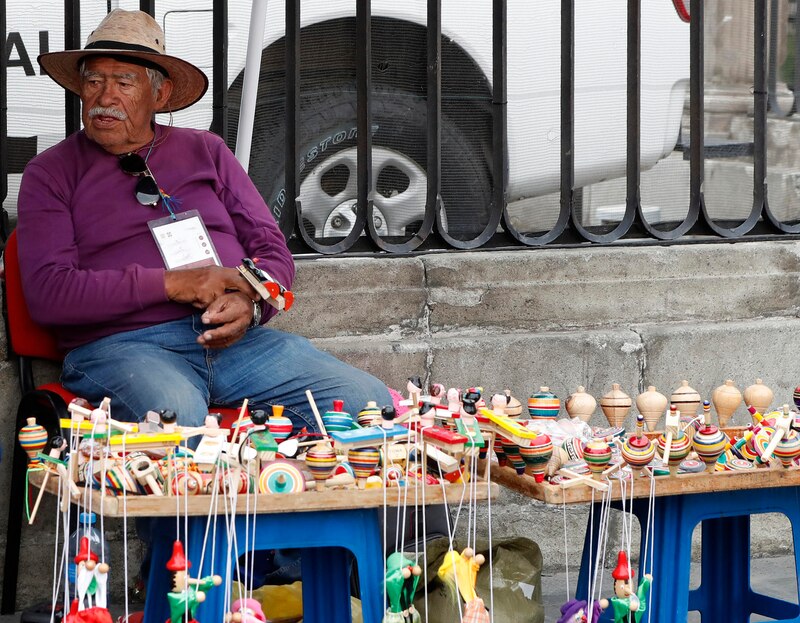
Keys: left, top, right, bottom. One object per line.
{"left": 80, "top": 56, "right": 172, "bottom": 154}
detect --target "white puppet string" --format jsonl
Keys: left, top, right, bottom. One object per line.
{"left": 419, "top": 424, "right": 434, "bottom": 623}
{"left": 435, "top": 451, "right": 465, "bottom": 622}
{"left": 249, "top": 464, "right": 260, "bottom": 607}
{"left": 562, "top": 495, "right": 570, "bottom": 603}
{"left": 642, "top": 469, "right": 656, "bottom": 623}
{"left": 50, "top": 473, "right": 64, "bottom": 623}
{"left": 121, "top": 433, "right": 130, "bottom": 623}
{"left": 484, "top": 436, "right": 495, "bottom": 623}
{"left": 379, "top": 425, "right": 390, "bottom": 622}
{"left": 586, "top": 483, "right": 613, "bottom": 623}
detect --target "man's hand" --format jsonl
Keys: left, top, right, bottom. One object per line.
{"left": 196, "top": 291, "right": 255, "bottom": 349}
{"left": 165, "top": 266, "right": 259, "bottom": 309}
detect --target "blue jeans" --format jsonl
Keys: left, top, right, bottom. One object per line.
{"left": 62, "top": 314, "right": 392, "bottom": 431}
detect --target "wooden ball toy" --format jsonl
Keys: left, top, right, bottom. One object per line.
{"left": 518, "top": 434, "right": 553, "bottom": 483}
{"left": 711, "top": 379, "right": 742, "bottom": 427}
{"left": 267, "top": 409, "right": 294, "bottom": 443}
{"left": 599, "top": 383, "right": 631, "bottom": 428}
{"left": 670, "top": 380, "right": 701, "bottom": 420}
{"left": 565, "top": 386, "right": 596, "bottom": 423}
{"left": 635, "top": 386, "right": 668, "bottom": 432}
{"left": 743, "top": 379, "right": 773, "bottom": 414}
{"left": 528, "top": 387, "right": 560, "bottom": 420}
{"left": 583, "top": 439, "right": 612, "bottom": 479}
{"left": 500, "top": 440, "right": 526, "bottom": 475}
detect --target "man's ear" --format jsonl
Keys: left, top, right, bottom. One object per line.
{"left": 156, "top": 78, "right": 174, "bottom": 109}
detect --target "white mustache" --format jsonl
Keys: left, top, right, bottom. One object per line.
{"left": 88, "top": 106, "right": 127, "bottom": 121}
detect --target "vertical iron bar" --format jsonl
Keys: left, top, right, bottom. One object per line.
{"left": 562, "top": 0, "right": 575, "bottom": 230}
{"left": 285, "top": 0, "right": 299, "bottom": 238}
{"left": 1, "top": 0, "right": 9, "bottom": 240}
{"left": 139, "top": 0, "right": 155, "bottom": 15}
{"left": 65, "top": 0, "right": 81, "bottom": 136}
{"left": 357, "top": 0, "right": 372, "bottom": 242}
{"left": 689, "top": 0, "right": 705, "bottom": 222}
{"left": 492, "top": 0, "right": 507, "bottom": 230}
{"left": 754, "top": 0, "right": 768, "bottom": 213}
{"left": 626, "top": 0, "right": 641, "bottom": 220}
{"left": 210, "top": 0, "right": 228, "bottom": 140}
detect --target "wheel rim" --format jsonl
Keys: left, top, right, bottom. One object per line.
{"left": 299, "top": 146, "right": 428, "bottom": 238}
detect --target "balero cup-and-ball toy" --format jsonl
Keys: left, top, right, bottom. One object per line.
{"left": 583, "top": 439, "right": 613, "bottom": 480}
{"left": 656, "top": 405, "right": 692, "bottom": 474}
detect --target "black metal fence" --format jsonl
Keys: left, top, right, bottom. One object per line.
{"left": 2, "top": 0, "right": 799, "bottom": 253}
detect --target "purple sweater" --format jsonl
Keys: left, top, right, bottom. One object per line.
{"left": 16, "top": 124, "right": 295, "bottom": 350}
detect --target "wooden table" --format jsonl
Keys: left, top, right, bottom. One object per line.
{"left": 31, "top": 470, "right": 497, "bottom": 623}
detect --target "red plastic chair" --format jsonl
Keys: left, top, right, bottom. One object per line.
{"left": 0, "top": 229, "right": 243, "bottom": 613}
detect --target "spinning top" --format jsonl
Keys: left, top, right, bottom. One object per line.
{"left": 670, "top": 380, "right": 701, "bottom": 420}
{"left": 528, "top": 387, "right": 560, "bottom": 420}
{"left": 692, "top": 407, "right": 728, "bottom": 472}
{"left": 620, "top": 415, "right": 656, "bottom": 473}
{"left": 565, "top": 386, "right": 596, "bottom": 423}
{"left": 357, "top": 401, "right": 383, "bottom": 427}
{"left": 583, "top": 440, "right": 612, "bottom": 479}
{"left": 258, "top": 461, "right": 305, "bottom": 494}
{"left": 18, "top": 417, "right": 48, "bottom": 465}
{"left": 347, "top": 447, "right": 381, "bottom": 488}
{"left": 635, "top": 386, "right": 668, "bottom": 432}
{"left": 305, "top": 442, "right": 338, "bottom": 491}
{"left": 656, "top": 429, "right": 691, "bottom": 473}
{"left": 743, "top": 379, "right": 773, "bottom": 414}
{"left": 518, "top": 434, "right": 553, "bottom": 483}
{"left": 599, "top": 383, "right": 631, "bottom": 428}
{"left": 322, "top": 399, "right": 354, "bottom": 432}
{"left": 268, "top": 405, "right": 294, "bottom": 442}
{"left": 711, "top": 380, "right": 742, "bottom": 427}
{"left": 774, "top": 431, "right": 800, "bottom": 468}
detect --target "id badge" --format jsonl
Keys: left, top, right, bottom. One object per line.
{"left": 148, "top": 210, "right": 221, "bottom": 270}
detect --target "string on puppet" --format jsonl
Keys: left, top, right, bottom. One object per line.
{"left": 584, "top": 484, "right": 614, "bottom": 623}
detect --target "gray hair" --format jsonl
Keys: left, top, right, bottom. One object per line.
{"left": 78, "top": 59, "right": 166, "bottom": 98}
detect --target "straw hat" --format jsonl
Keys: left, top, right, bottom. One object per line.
{"left": 38, "top": 9, "right": 208, "bottom": 112}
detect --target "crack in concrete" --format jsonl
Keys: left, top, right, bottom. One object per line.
{"left": 420, "top": 259, "right": 435, "bottom": 389}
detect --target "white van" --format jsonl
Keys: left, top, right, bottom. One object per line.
{"left": 4, "top": 0, "right": 690, "bottom": 238}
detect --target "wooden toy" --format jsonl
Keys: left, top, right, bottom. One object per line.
{"left": 347, "top": 447, "right": 381, "bottom": 488}
{"left": 528, "top": 386, "right": 560, "bottom": 420}
{"left": 502, "top": 390, "right": 524, "bottom": 418}
{"left": 166, "top": 540, "right": 223, "bottom": 623}
{"left": 18, "top": 417, "right": 48, "bottom": 465}
{"left": 711, "top": 379, "right": 742, "bottom": 427}
{"left": 267, "top": 406, "right": 294, "bottom": 443}
{"left": 743, "top": 378, "right": 774, "bottom": 414}
{"left": 29, "top": 435, "right": 77, "bottom": 523}
{"left": 227, "top": 598, "right": 267, "bottom": 623}
{"left": 669, "top": 380, "right": 701, "bottom": 421}
{"left": 127, "top": 454, "right": 164, "bottom": 495}
{"left": 518, "top": 434, "right": 553, "bottom": 482}
{"left": 358, "top": 401, "right": 383, "bottom": 427}
{"left": 446, "top": 387, "right": 461, "bottom": 415}
{"left": 73, "top": 535, "right": 110, "bottom": 613}
{"left": 384, "top": 551, "right": 422, "bottom": 623}
{"left": 691, "top": 402, "right": 728, "bottom": 472}
{"left": 304, "top": 442, "right": 338, "bottom": 491}
{"left": 565, "top": 386, "right": 596, "bottom": 423}
{"left": 583, "top": 439, "right": 612, "bottom": 480}
{"left": 774, "top": 430, "right": 800, "bottom": 468}
{"left": 437, "top": 548, "right": 490, "bottom": 623}
{"left": 237, "top": 257, "right": 294, "bottom": 311}
{"left": 322, "top": 399, "right": 354, "bottom": 432}
{"left": 258, "top": 461, "right": 306, "bottom": 494}
{"left": 635, "top": 386, "right": 668, "bottom": 432}
{"left": 656, "top": 405, "right": 691, "bottom": 473}
{"left": 794, "top": 386, "right": 800, "bottom": 411}
{"left": 618, "top": 415, "right": 656, "bottom": 476}
{"left": 758, "top": 404, "right": 793, "bottom": 464}
{"left": 599, "top": 383, "right": 632, "bottom": 428}
{"left": 603, "top": 550, "right": 652, "bottom": 623}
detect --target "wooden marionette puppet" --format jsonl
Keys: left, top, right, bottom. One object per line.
{"left": 243, "top": 409, "right": 278, "bottom": 465}
{"left": 437, "top": 548, "right": 490, "bottom": 623}
{"left": 446, "top": 388, "right": 462, "bottom": 417}
{"left": 73, "top": 536, "right": 110, "bottom": 612}
{"left": 193, "top": 413, "right": 227, "bottom": 473}
{"left": 406, "top": 375, "right": 423, "bottom": 412}
{"left": 602, "top": 551, "right": 652, "bottom": 623}
{"left": 29, "top": 435, "right": 79, "bottom": 523}
{"left": 429, "top": 383, "right": 446, "bottom": 406}
{"left": 418, "top": 401, "right": 436, "bottom": 428}
{"left": 557, "top": 599, "right": 606, "bottom": 623}
{"left": 165, "top": 540, "right": 222, "bottom": 623}
{"left": 226, "top": 598, "right": 267, "bottom": 623}
{"left": 383, "top": 552, "right": 423, "bottom": 623}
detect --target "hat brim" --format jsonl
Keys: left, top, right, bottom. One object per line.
{"left": 38, "top": 49, "right": 209, "bottom": 113}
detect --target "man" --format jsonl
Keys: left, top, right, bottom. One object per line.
{"left": 17, "top": 9, "right": 392, "bottom": 430}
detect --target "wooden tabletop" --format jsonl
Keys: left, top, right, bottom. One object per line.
{"left": 29, "top": 470, "right": 498, "bottom": 517}
{"left": 492, "top": 463, "right": 800, "bottom": 505}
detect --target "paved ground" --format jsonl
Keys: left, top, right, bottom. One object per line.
{"left": 2, "top": 556, "right": 797, "bottom": 622}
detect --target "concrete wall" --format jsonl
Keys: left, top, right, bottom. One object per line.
{"left": 2, "top": 239, "right": 800, "bottom": 608}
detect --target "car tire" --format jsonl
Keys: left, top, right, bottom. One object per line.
{"left": 248, "top": 88, "right": 492, "bottom": 242}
